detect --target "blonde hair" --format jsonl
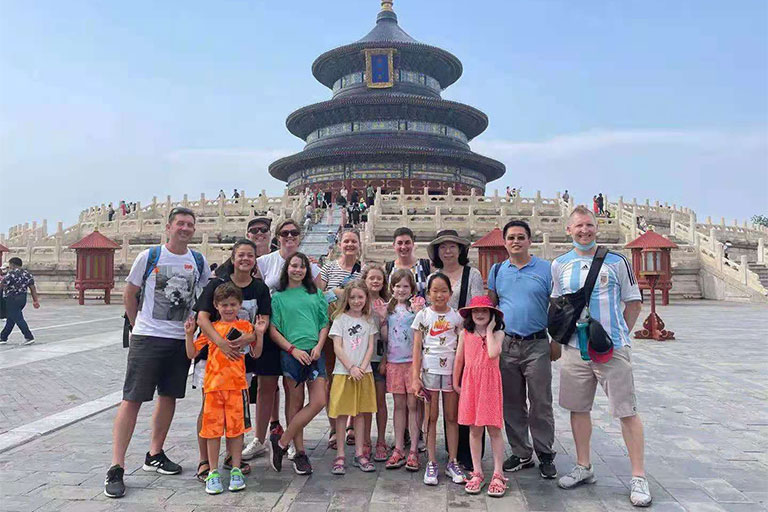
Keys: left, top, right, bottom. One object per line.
{"left": 568, "top": 205, "right": 597, "bottom": 225}
{"left": 361, "top": 263, "right": 390, "bottom": 302}
{"left": 331, "top": 279, "right": 371, "bottom": 320}
{"left": 387, "top": 268, "right": 416, "bottom": 314}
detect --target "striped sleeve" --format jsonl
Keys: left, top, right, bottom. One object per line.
{"left": 613, "top": 252, "right": 641, "bottom": 302}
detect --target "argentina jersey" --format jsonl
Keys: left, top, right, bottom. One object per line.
{"left": 551, "top": 249, "right": 641, "bottom": 349}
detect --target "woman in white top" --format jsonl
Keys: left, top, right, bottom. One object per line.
{"left": 257, "top": 219, "right": 322, "bottom": 292}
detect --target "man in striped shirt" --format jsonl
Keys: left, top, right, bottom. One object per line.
{"left": 551, "top": 206, "right": 651, "bottom": 507}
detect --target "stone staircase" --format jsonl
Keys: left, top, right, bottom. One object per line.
{"left": 299, "top": 206, "right": 343, "bottom": 260}
{"left": 747, "top": 262, "right": 768, "bottom": 289}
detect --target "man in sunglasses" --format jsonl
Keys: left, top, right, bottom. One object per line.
{"left": 216, "top": 218, "right": 273, "bottom": 279}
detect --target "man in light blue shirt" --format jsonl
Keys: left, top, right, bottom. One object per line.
{"left": 488, "top": 220, "right": 558, "bottom": 480}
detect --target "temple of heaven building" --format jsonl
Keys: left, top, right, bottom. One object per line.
{"left": 269, "top": 0, "right": 506, "bottom": 196}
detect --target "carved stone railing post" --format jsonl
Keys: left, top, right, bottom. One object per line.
{"left": 758, "top": 238, "right": 765, "bottom": 264}
{"left": 435, "top": 206, "right": 442, "bottom": 231}
{"left": 740, "top": 255, "right": 749, "bottom": 284}
{"left": 122, "top": 235, "right": 130, "bottom": 264}
{"left": 669, "top": 212, "right": 676, "bottom": 236}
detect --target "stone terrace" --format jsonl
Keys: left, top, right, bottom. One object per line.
{"left": 0, "top": 299, "right": 766, "bottom": 511}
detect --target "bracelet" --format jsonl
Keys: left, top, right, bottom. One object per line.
{"left": 287, "top": 345, "right": 295, "bottom": 355}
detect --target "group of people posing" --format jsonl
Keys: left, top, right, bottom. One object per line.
{"left": 103, "top": 202, "right": 652, "bottom": 507}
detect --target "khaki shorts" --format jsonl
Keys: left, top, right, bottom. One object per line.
{"left": 559, "top": 344, "right": 638, "bottom": 418}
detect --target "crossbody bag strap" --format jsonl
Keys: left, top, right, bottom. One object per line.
{"left": 458, "top": 265, "right": 471, "bottom": 309}
{"left": 582, "top": 246, "right": 609, "bottom": 309}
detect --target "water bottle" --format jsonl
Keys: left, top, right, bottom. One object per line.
{"left": 576, "top": 309, "right": 590, "bottom": 361}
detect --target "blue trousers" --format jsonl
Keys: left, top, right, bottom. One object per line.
{"left": 1, "top": 294, "right": 33, "bottom": 340}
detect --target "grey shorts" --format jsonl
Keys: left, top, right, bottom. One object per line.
{"left": 123, "top": 335, "right": 191, "bottom": 402}
{"left": 558, "top": 344, "right": 637, "bottom": 418}
{"left": 421, "top": 370, "right": 454, "bottom": 392}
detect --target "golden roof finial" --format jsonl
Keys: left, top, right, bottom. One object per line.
{"left": 381, "top": 0, "right": 394, "bottom": 12}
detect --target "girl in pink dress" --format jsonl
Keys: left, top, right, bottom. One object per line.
{"left": 454, "top": 295, "right": 507, "bottom": 498}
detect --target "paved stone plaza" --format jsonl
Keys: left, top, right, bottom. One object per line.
{"left": 0, "top": 299, "right": 766, "bottom": 511}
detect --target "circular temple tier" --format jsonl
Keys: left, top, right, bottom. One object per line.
{"left": 268, "top": 1, "right": 506, "bottom": 196}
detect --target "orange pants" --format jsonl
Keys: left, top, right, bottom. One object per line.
{"left": 200, "top": 389, "right": 251, "bottom": 439}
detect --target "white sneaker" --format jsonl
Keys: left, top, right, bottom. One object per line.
{"left": 558, "top": 464, "right": 596, "bottom": 489}
{"left": 287, "top": 444, "right": 296, "bottom": 461}
{"left": 423, "top": 461, "right": 439, "bottom": 486}
{"left": 629, "top": 476, "right": 652, "bottom": 507}
{"left": 242, "top": 438, "right": 267, "bottom": 460}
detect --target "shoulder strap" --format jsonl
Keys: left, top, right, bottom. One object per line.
{"left": 385, "top": 260, "right": 394, "bottom": 275}
{"left": 419, "top": 258, "right": 431, "bottom": 274}
{"left": 143, "top": 246, "right": 162, "bottom": 283}
{"left": 582, "top": 246, "right": 609, "bottom": 306}
{"left": 351, "top": 261, "right": 362, "bottom": 275}
{"left": 458, "top": 265, "right": 471, "bottom": 309}
{"left": 190, "top": 249, "right": 205, "bottom": 282}
{"left": 492, "top": 260, "right": 504, "bottom": 283}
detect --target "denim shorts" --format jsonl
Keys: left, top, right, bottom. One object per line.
{"left": 280, "top": 349, "right": 327, "bottom": 383}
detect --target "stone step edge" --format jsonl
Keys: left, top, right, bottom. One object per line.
{"left": 0, "top": 390, "right": 122, "bottom": 454}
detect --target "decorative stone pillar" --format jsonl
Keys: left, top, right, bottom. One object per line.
{"left": 740, "top": 255, "right": 749, "bottom": 284}
{"left": 542, "top": 232, "right": 552, "bottom": 260}
{"left": 435, "top": 206, "right": 442, "bottom": 231}
{"left": 401, "top": 205, "right": 407, "bottom": 225}
{"left": 54, "top": 237, "right": 61, "bottom": 263}
{"left": 758, "top": 238, "right": 765, "bottom": 264}
{"left": 710, "top": 228, "right": 717, "bottom": 251}
{"left": 122, "top": 235, "right": 129, "bottom": 264}
{"left": 201, "top": 233, "right": 210, "bottom": 260}
{"left": 41, "top": 219, "right": 48, "bottom": 238}
{"left": 669, "top": 212, "right": 676, "bottom": 236}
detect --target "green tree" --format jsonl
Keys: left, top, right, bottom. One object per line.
{"left": 752, "top": 214, "right": 768, "bottom": 227}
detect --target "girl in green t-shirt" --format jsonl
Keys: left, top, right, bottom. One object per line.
{"left": 268, "top": 252, "right": 329, "bottom": 475}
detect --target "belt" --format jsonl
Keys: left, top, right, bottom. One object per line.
{"left": 505, "top": 329, "right": 548, "bottom": 341}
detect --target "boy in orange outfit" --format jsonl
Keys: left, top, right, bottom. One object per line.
{"left": 185, "top": 282, "right": 267, "bottom": 494}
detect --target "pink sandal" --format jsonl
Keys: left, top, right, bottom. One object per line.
{"left": 487, "top": 472, "right": 508, "bottom": 498}
{"left": 464, "top": 472, "right": 485, "bottom": 494}
{"left": 385, "top": 448, "right": 406, "bottom": 469}
{"left": 373, "top": 441, "right": 389, "bottom": 462}
{"left": 331, "top": 456, "right": 345, "bottom": 475}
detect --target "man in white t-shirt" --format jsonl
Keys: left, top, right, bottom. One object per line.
{"left": 105, "top": 207, "right": 211, "bottom": 499}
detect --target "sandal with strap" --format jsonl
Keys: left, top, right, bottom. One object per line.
{"left": 385, "top": 448, "right": 406, "bottom": 469}
{"left": 405, "top": 450, "right": 420, "bottom": 472}
{"left": 373, "top": 441, "right": 389, "bottom": 462}
{"left": 196, "top": 460, "right": 210, "bottom": 483}
{"left": 223, "top": 455, "right": 251, "bottom": 475}
{"left": 487, "top": 472, "right": 509, "bottom": 498}
{"left": 345, "top": 426, "right": 355, "bottom": 446}
{"left": 464, "top": 472, "right": 485, "bottom": 494}
{"left": 328, "top": 429, "right": 338, "bottom": 450}
{"left": 354, "top": 455, "right": 376, "bottom": 473}
{"left": 331, "top": 456, "right": 345, "bottom": 475}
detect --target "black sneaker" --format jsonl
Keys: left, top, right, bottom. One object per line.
{"left": 293, "top": 451, "right": 313, "bottom": 475}
{"left": 142, "top": 450, "right": 182, "bottom": 475}
{"left": 503, "top": 454, "right": 535, "bottom": 472}
{"left": 268, "top": 432, "right": 286, "bottom": 472}
{"left": 538, "top": 452, "right": 557, "bottom": 479}
{"left": 104, "top": 464, "right": 125, "bottom": 498}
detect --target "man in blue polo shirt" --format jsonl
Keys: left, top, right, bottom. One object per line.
{"left": 488, "top": 220, "right": 559, "bottom": 480}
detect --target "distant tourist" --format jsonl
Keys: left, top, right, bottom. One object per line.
{"left": 592, "top": 196, "right": 599, "bottom": 216}
{"left": 0, "top": 257, "right": 40, "bottom": 345}
{"left": 366, "top": 184, "right": 375, "bottom": 206}
{"left": 551, "top": 206, "right": 650, "bottom": 507}
{"left": 487, "top": 220, "right": 557, "bottom": 480}
{"left": 597, "top": 193, "right": 604, "bottom": 215}
{"left": 105, "top": 207, "right": 211, "bottom": 499}
{"left": 108, "top": 203, "right": 115, "bottom": 222}
{"left": 218, "top": 189, "right": 226, "bottom": 201}
{"left": 232, "top": 189, "right": 240, "bottom": 199}
{"left": 562, "top": 190, "right": 569, "bottom": 203}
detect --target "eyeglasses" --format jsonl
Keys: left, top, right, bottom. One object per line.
{"left": 279, "top": 230, "right": 301, "bottom": 238}
{"left": 248, "top": 227, "right": 270, "bottom": 234}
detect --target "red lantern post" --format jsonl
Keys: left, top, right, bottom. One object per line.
{"left": 472, "top": 228, "right": 508, "bottom": 284}
{"left": 69, "top": 231, "right": 121, "bottom": 305}
{"left": 625, "top": 229, "right": 676, "bottom": 341}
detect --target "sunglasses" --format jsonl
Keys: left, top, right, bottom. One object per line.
{"left": 280, "top": 230, "right": 301, "bottom": 238}
{"left": 248, "top": 227, "right": 270, "bottom": 234}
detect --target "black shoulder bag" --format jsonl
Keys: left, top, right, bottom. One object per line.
{"left": 548, "top": 247, "right": 608, "bottom": 345}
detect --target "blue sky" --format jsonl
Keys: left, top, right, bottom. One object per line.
{"left": 1, "top": 0, "right": 766, "bottom": 233}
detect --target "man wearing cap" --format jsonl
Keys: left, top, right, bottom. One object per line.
{"left": 552, "top": 206, "right": 650, "bottom": 507}
{"left": 487, "top": 219, "right": 558, "bottom": 480}
{"left": 216, "top": 217, "right": 272, "bottom": 279}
